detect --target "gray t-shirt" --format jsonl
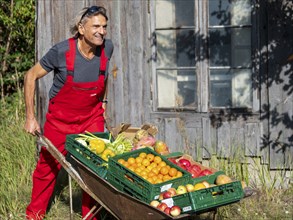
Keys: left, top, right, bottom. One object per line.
{"left": 40, "top": 38, "right": 114, "bottom": 99}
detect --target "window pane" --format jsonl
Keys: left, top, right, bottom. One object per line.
{"left": 209, "top": 27, "right": 251, "bottom": 67}
{"left": 157, "top": 70, "right": 197, "bottom": 108}
{"left": 210, "top": 69, "right": 252, "bottom": 108}
{"left": 156, "top": 0, "right": 194, "bottom": 28}
{"left": 209, "top": 0, "right": 251, "bottom": 26}
{"left": 157, "top": 30, "right": 195, "bottom": 68}
{"left": 209, "top": 28, "right": 231, "bottom": 66}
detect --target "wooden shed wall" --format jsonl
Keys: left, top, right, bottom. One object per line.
{"left": 36, "top": 0, "right": 292, "bottom": 170}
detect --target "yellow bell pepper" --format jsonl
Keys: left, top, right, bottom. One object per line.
{"left": 101, "top": 148, "right": 116, "bottom": 161}
{"left": 89, "top": 139, "right": 105, "bottom": 154}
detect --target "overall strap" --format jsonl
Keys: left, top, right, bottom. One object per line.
{"left": 99, "top": 44, "right": 107, "bottom": 75}
{"left": 65, "top": 38, "right": 76, "bottom": 75}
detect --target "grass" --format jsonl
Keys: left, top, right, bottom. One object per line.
{"left": 0, "top": 94, "right": 292, "bottom": 220}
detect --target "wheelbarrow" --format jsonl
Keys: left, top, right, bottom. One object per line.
{"left": 35, "top": 131, "right": 209, "bottom": 220}
{"left": 36, "top": 131, "right": 254, "bottom": 220}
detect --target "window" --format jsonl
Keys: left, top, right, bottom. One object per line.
{"left": 153, "top": 0, "right": 255, "bottom": 111}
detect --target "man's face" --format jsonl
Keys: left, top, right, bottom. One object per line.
{"left": 80, "top": 14, "right": 107, "bottom": 46}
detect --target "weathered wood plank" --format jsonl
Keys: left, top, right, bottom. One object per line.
{"left": 202, "top": 118, "right": 212, "bottom": 159}
{"left": 216, "top": 122, "right": 231, "bottom": 158}
{"left": 36, "top": 0, "right": 54, "bottom": 128}
{"left": 267, "top": 0, "right": 293, "bottom": 169}
{"left": 245, "top": 123, "right": 260, "bottom": 156}
{"left": 164, "top": 118, "right": 184, "bottom": 153}
{"left": 230, "top": 122, "right": 245, "bottom": 162}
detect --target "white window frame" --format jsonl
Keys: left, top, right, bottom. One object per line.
{"left": 150, "top": 0, "right": 259, "bottom": 113}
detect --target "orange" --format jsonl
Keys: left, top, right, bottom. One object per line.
{"left": 148, "top": 171, "right": 156, "bottom": 178}
{"left": 154, "top": 156, "right": 162, "bottom": 164}
{"left": 151, "top": 167, "right": 160, "bottom": 175}
{"left": 154, "top": 179, "right": 163, "bottom": 184}
{"left": 136, "top": 163, "right": 142, "bottom": 168}
{"left": 157, "top": 174, "right": 163, "bottom": 180}
{"left": 147, "top": 177, "right": 155, "bottom": 184}
{"left": 134, "top": 167, "right": 143, "bottom": 174}
{"left": 165, "top": 165, "right": 171, "bottom": 170}
{"left": 142, "top": 159, "right": 150, "bottom": 167}
{"left": 118, "top": 159, "right": 125, "bottom": 165}
{"left": 127, "top": 157, "right": 136, "bottom": 165}
{"left": 140, "top": 170, "right": 148, "bottom": 177}
{"left": 152, "top": 175, "right": 158, "bottom": 182}
{"left": 135, "top": 157, "right": 143, "bottom": 164}
{"left": 128, "top": 166, "right": 135, "bottom": 172}
{"left": 141, "top": 174, "right": 148, "bottom": 180}
{"left": 160, "top": 166, "right": 169, "bottom": 175}
{"left": 162, "top": 175, "right": 172, "bottom": 182}
{"left": 146, "top": 153, "right": 155, "bottom": 162}
{"left": 150, "top": 162, "right": 157, "bottom": 168}
{"left": 176, "top": 171, "right": 183, "bottom": 177}
{"left": 146, "top": 165, "right": 153, "bottom": 171}
{"left": 158, "top": 161, "right": 167, "bottom": 168}
{"left": 168, "top": 167, "right": 178, "bottom": 177}
{"left": 124, "top": 162, "right": 130, "bottom": 168}
{"left": 139, "top": 152, "right": 147, "bottom": 159}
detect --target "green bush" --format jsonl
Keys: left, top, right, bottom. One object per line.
{"left": 0, "top": 0, "right": 35, "bottom": 100}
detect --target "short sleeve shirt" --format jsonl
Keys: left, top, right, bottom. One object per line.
{"left": 39, "top": 38, "right": 114, "bottom": 99}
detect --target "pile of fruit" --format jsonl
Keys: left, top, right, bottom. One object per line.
{"left": 149, "top": 173, "right": 246, "bottom": 216}
{"left": 117, "top": 152, "right": 183, "bottom": 184}
{"left": 168, "top": 155, "right": 214, "bottom": 178}
{"left": 74, "top": 129, "right": 171, "bottom": 162}
{"left": 72, "top": 128, "right": 247, "bottom": 218}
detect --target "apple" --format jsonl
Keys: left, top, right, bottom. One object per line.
{"left": 157, "top": 202, "right": 168, "bottom": 212}
{"left": 154, "top": 141, "right": 170, "bottom": 155}
{"left": 168, "top": 158, "right": 177, "bottom": 165}
{"left": 149, "top": 200, "right": 160, "bottom": 208}
{"left": 177, "top": 163, "right": 188, "bottom": 170}
{"left": 215, "top": 174, "right": 232, "bottom": 185}
{"left": 187, "top": 167, "right": 200, "bottom": 178}
{"left": 162, "top": 191, "right": 173, "bottom": 199}
{"left": 178, "top": 158, "right": 191, "bottom": 169}
{"left": 188, "top": 164, "right": 202, "bottom": 178}
{"left": 185, "top": 183, "right": 195, "bottom": 192}
{"left": 176, "top": 185, "right": 187, "bottom": 195}
{"left": 158, "top": 192, "right": 164, "bottom": 200}
{"left": 167, "top": 187, "right": 177, "bottom": 197}
{"left": 202, "top": 181, "right": 210, "bottom": 188}
{"left": 194, "top": 182, "right": 206, "bottom": 191}
{"left": 198, "top": 169, "right": 213, "bottom": 177}
{"left": 170, "top": 205, "right": 181, "bottom": 217}
{"left": 164, "top": 207, "right": 171, "bottom": 215}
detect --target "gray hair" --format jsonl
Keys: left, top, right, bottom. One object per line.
{"left": 69, "top": 6, "right": 108, "bottom": 38}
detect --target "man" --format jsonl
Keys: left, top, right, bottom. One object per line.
{"left": 24, "top": 6, "right": 113, "bottom": 220}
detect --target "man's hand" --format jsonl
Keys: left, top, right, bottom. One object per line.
{"left": 24, "top": 117, "right": 41, "bottom": 135}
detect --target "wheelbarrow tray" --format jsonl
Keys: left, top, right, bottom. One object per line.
{"left": 70, "top": 155, "right": 195, "bottom": 220}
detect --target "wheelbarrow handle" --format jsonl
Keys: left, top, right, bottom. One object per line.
{"left": 34, "top": 131, "right": 120, "bottom": 220}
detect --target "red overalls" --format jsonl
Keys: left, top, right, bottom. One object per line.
{"left": 26, "top": 38, "right": 107, "bottom": 220}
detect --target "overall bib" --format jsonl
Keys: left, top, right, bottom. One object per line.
{"left": 26, "top": 38, "right": 108, "bottom": 220}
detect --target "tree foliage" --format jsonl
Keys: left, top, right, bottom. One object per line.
{"left": 0, "top": 0, "right": 35, "bottom": 100}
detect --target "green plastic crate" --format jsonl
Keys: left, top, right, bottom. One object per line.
{"left": 107, "top": 148, "right": 192, "bottom": 203}
{"left": 162, "top": 177, "right": 244, "bottom": 214}
{"left": 191, "top": 170, "right": 226, "bottom": 185}
{"left": 65, "top": 132, "right": 111, "bottom": 179}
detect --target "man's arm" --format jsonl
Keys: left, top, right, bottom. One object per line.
{"left": 24, "top": 62, "right": 48, "bottom": 135}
